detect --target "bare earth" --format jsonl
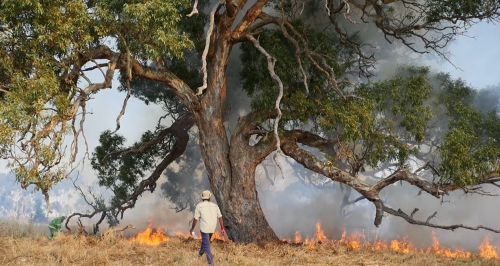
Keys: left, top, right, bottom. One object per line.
{"left": 0, "top": 234, "right": 498, "bottom": 266}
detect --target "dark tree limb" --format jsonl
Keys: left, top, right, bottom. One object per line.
{"left": 383, "top": 206, "right": 500, "bottom": 233}
{"left": 280, "top": 129, "right": 500, "bottom": 232}
{"left": 65, "top": 114, "right": 195, "bottom": 233}
{"left": 284, "top": 129, "right": 339, "bottom": 159}
{"left": 332, "top": 0, "right": 500, "bottom": 63}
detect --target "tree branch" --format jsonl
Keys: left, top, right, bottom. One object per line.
{"left": 245, "top": 34, "right": 285, "bottom": 156}
{"left": 65, "top": 114, "right": 195, "bottom": 232}
{"left": 232, "top": 0, "right": 269, "bottom": 39}
{"left": 196, "top": 0, "right": 224, "bottom": 96}
{"left": 384, "top": 206, "right": 500, "bottom": 233}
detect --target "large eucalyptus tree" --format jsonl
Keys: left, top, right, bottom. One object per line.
{"left": 0, "top": 0, "right": 499, "bottom": 243}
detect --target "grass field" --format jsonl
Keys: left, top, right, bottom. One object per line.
{"left": 0, "top": 221, "right": 498, "bottom": 265}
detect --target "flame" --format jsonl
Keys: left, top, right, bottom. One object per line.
{"left": 431, "top": 231, "right": 440, "bottom": 253}
{"left": 347, "top": 239, "right": 361, "bottom": 251}
{"left": 304, "top": 239, "right": 316, "bottom": 250}
{"left": 211, "top": 231, "right": 227, "bottom": 242}
{"left": 294, "top": 231, "right": 302, "bottom": 244}
{"left": 314, "top": 222, "right": 327, "bottom": 243}
{"left": 372, "top": 240, "right": 389, "bottom": 251}
{"left": 431, "top": 232, "right": 471, "bottom": 259}
{"left": 479, "top": 237, "right": 498, "bottom": 260}
{"left": 390, "top": 240, "right": 412, "bottom": 254}
{"left": 297, "top": 222, "right": 329, "bottom": 249}
{"left": 131, "top": 225, "right": 168, "bottom": 246}
{"left": 154, "top": 221, "right": 500, "bottom": 261}
{"left": 340, "top": 229, "right": 362, "bottom": 251}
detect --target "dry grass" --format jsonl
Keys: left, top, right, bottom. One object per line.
{"left": 0, "top": 221, "right": 45, "bottom": 238}
{"left": 0, "top": 231, "right": 498, "bottom": 266}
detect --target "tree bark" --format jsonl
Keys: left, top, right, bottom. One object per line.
{"left": 195, "top": 85, "right": 279, "bottom": 242}
{"left": 224, "top": 113, "right": 279, "bottom": 243}
{"left": 191, "top": 4, "right": 278, "bottom": 243}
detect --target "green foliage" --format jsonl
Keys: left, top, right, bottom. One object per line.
{"left": 0, "top": 0, "right": 498, "bottom": 200}
{"left": 240, "top": 26, "right": 433, "bottom": 172}
{"left": 94, "top": 0, "right": 193, "bottom": 59}
{"left": 426, "top": 0, "right": 500, "bottom": 23}
{"left": 0, "top": 58, "right": 69, "bottom": 192}
{"left": 437, "top": 77, "right": 500, "bottom": 186}
{"left": 241, "top": 25, "right": 498, "bottom": 184}
{"left": 240, "top": 22, "right": 351, "bottom": 121}
{"left": 91, "top": 129, "right": 172, "bottom": 205}
{"left": 357, "top": 67, "right": 433, "bottom": 143}
{"left": 0, "top": 0, "right": 194, "bottom": 193}
{"left": 1, "top": 0, "right": 94, "bottom": 60}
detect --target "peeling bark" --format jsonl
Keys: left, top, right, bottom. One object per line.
{"left": 194, "top": 27, "right": 278, "bottom": 242}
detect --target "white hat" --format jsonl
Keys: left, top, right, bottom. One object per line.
{"left": 201, "top": 190, "right": 212, "bottom": 200}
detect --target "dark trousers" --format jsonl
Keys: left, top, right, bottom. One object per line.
{"left": 199, "top": 232, "right": 213, "bottom": 265}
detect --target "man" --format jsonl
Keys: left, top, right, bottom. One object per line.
{"left": 48, "top": 216, "right": 66, "bottom": 240}
{"left": 190, "top": 190, "right": 225, "bottom": 265}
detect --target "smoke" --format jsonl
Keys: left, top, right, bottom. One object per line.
{"left": 255, "top": 154, "right": 500, "bottom": 251}
{"left": 130, "top": 3, "right": 500, "bottom": 251}
{"left": 0, "top": 172, "right": 87, "bottom": 224}
{"left": 474, "top": 86, "right": 500, "bottom": 114}
{"left": 160, "top": 129, "right": 210, "bottom": 213}
{"left": 1, "top": 1, "right": 499, "bottom": 253}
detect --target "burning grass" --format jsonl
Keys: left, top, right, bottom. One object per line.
{"left": 1, "top": 223, "right": 499, "bottom": 266}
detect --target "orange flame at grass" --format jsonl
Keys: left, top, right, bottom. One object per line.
{"left": 211, "top": 231, "right": 227, "bottom": 242}
{"left": 295, "top": 223, "right": 329, "bottom": 249}
{"left": 340, "top": 229, "right": 362, "bottom": 251}
{"left": 285, "top": 223, "right": 499, "bottom": 261}
{"left": 479, "top": 237, "right": 498, "bottom": 260}
{"left": 390, "top": 240, "right": 412, "bottom": 254}
{"left": 347, "top": 239, "right": 361, "bottom": 251}
{"left": 131, "top": 225, "right": 168, "bottom": 246}
{"left": 300, "top": 223, "right": 329, "bottom": 250}
{"left": 372, "top": 240, "right": 389, "bottom": 251}
{"left": 304, "top": 239, "right": 316, "bottom": 250}
{"left": 314, "top": 222, "right": 327, "bottom": 243}
{"left": 294, "top": 231, "right": 302, "bottom": 244}
{"left": 431, "top": 232, "right": 472, "bottom": 259}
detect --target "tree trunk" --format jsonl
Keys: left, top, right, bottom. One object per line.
{"left": 224, "top": 156, "right": 278, "bottom": 243}
{"left": 192, "top": 16, "right": 279, "bottom": 243}
{"left": 196, "top": 103, "right": 279, "bottom": 243}
{"left": 224, "top": 118, "right": 278, "bottom": 243}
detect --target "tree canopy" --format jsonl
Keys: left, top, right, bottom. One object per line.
{"left": 0, "top": 0, "right": 499, "bottom": 242}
